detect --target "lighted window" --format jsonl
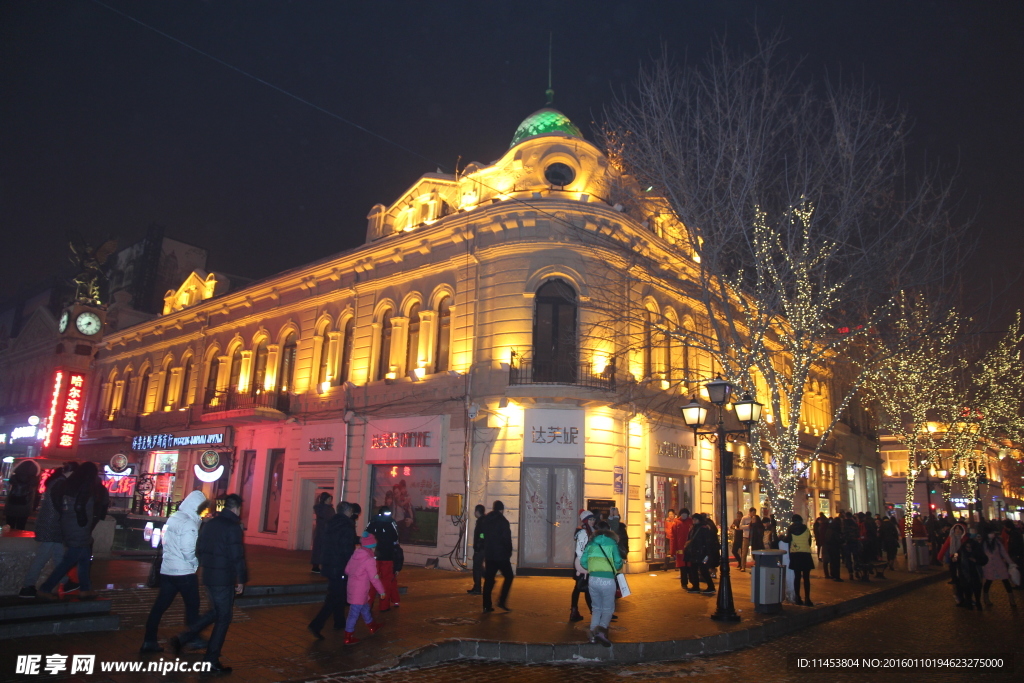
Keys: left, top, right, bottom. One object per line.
{"left": 376, "top": 311, "right": 393, "bottom": 381}
{"left": 340, "top": 318, "right": 355, "bottom": 384}
{"left": 118, "top": 370, "right": 132, "bottom": 415}
{"left": 137, "top": 370, "right": 150, "bottom": 414}
{"left": 252, "top": 340, "right": 269, "bottom": 393}
{"left": 316, "top": 329, "right": 331, "bottom": 388}
{"left": 179, "top": 358, "right": 193, "bottom": 406}
{"left": 228, "top": 347, "right": 243, "bottom": 392}
{"left": 370, "top": 463, "right": 441, "bottom": 546}
{"left": 435, "top": 296, "right": 451, "bottom": 373}
{"left": 279, "top": 333, "right": 297, "bottom": 392}
{"left": 158, "top": 363, "right": 172, "bottom": 411}
{"left": 643, "top": 309, "right": 654, "bottom": 378}
{"left": 406, "top": 302, "right": 421, "bottom": 374}
{"left": 204, "top": 357, "right": 218, "bottom": 403}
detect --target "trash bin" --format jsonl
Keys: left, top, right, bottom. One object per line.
{"left": 751, "top": 549, "right": 787, "bottom": 614}
{"left": 909, "top": 537, "right": 930, "bottom": 571}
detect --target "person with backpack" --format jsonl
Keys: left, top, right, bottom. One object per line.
{"left": 365, "top": 506, "right": 401, "bottom": 611}
{"left": 19, "top": 463, "right": 77, "bottom": 598}
{"left": 308, "top": 501, "right": 358, "bottom": 638}
{"left": 141, "top": 490, "right": 208, "bottom": 653}
{"left": 580, "top": 520, "right": 622, "bottom": 647}
{"left": 4, "top": 460, "right": 39, "bottom": 530}
{"left": 38, "top": 462, "right": 108, "bottom": 600}
{"left": 467, "top": 504, "right": 487, "bottom": 595}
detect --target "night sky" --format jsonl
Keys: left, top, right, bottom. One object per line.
{"left": 2, "top": 1, "right": 1022, "bottom": 320}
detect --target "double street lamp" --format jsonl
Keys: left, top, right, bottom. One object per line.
{"left": 680, "top": 377, "right": 763, "bottom": 622}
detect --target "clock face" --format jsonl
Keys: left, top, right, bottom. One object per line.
{"left": 75, "top": 311, "right": 102, "bottom": 336}
{"left": 58, "top": 311, "right": 70, "bottom": 333}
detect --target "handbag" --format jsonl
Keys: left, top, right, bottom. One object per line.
{"left": 1009, "top": 563, "right": 1021, "bottom": 588}
{"left": 146, "top": 552, "right": 163, "bottom": 589}
{"left": 596, "top": 543, "right": 630, "bottom": 598}
{"left": 393, "top": 543, "right": 405, "bottom": 572}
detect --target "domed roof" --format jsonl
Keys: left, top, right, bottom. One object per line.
{"left": 509, "top": 108, "right": 583, "bottom": 148}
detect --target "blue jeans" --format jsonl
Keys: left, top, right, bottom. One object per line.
{"left": 144, "top": 573, "right": 201, "bottom": 643}
{"left": 588, "top": 576, "right": 616, "bottom": 631}
{"left": 345, "top": 603, "right": 373, "bottom": 632}
{"left": 177, "top": 585, "right": 234, "bottom": 662}
{"left": 23, "top": 542, "right": 68, "bottom": 588}
{"left": 39, "top": 545, "right": 92, "bottom": 593}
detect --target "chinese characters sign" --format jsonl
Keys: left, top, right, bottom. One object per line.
{"left": 308, "top": 436, "right": 334, "bottom": 451}
{"left": 365, "top": 416, "right": 445, "bottom": 464}
{"left": 131, "top": 430, "right": 226, "bottom": 451}
{"left": 43, "top": 370, "right": 85, "bottom": 449}
{"left": 523, "top": 408, "right": 585, "bottom": 460}
{"left": 371, "top": 432, "right": 430, "bottom": 449}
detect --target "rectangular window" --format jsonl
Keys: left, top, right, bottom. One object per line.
{"left": 644, "top": 473, "right": 694, "bottom": 562}
{"left": 262, "top": 449, "right": 286, "bottom": 533}
{"left": 370, "top": 463, "right": 441, "bottom": 546}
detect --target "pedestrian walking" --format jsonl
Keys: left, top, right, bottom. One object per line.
{"left": 730, "top": 511, "right": 743, "bottom": 572}
{"left": 672, "top": 508, "right": 694, "bottom": 590}
{"left": 365, "top": 506, "right": 401, "bottom": 611}
{"left": 738, "top": 508, "right": 755, "bottom": 571}
{"left": 827, "top": 516, "right": 844, "bottom": 582}
{"left": 981, "top": 523, "right": 1017, "bottom": 607}
{"left": 939, "top": 523, "right": 966, "bottom": 603}
{"left": 308, "top": 501, "right": 358, "bottom": 638}
{"left": 19, "top": 464, "right": 77, "bottom": 598}
{"left": 664, "top": 509, "right": 680, "bottom": 570}
{"left": 763, "top": 510, "right": 778, "bottom": 549}
{"left": 842, "top": 511, "right": 859, "bottom": 580}
{"left": 341, "top": 533, "right": 386, "bottom": 644}
{"left": 569, "top": 510, "right": 595, "bottom": 621}
{"left": 683, "top": 514, "right": 715, "bottom": 594}
{"left": 953, "top": 528, "right": 986, "bottom": 610}
{"left": 580, "top": 520, "right": 623, "bottom": 647}
{"left": 813, "top": 512, "right": 828, "bottom": 562}
{"left": 467, "top": 504, "right": 487, "bottom": 594}
{"left": 750, "top": 511, "right": 766, "bottom": 554}
{"left": 607, "top": 507, "right": 629, "bottom": 559}
{"left": 879, "top": 515, "right": 900, "bottom": 571}
{"left": 784, "top": 514, "right": 815, "bottom": 606}
{"left": 310, "top": 492, "right": 335, "bottom": 574}
{"left": 3, "top": 460, "right": 39, "bottom": 530}
{"left": 170, "top": 494, "right": 247, "bottom": 674}
{"left": 1002, "top": 519, "right": 1024, "bottom": 582}
{"left": 38, "top": 462, "right": 108, "bottom": 600}
{"left": 481, "top": 500, "right": 513, "bottom": 613}
{"left": 141, "top": 491, "right": 208, "bottom": 653}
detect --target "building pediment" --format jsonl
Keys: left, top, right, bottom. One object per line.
{"left": 8, "top": 307, "right": 57, "bottom": 352}
{"left": 163, "top": 270, "right": 229, "bottom": 315}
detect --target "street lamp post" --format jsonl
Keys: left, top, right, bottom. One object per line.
{"left": 680, "top": 378, "right": 763, "bottom": 623}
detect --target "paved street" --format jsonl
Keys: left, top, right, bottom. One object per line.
{"left": 315, "top": 580, "right": 1022, "bottom": 683}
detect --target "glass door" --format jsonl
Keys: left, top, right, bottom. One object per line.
{"left": 519, "top": 463, "right": 581, "bottom": 568}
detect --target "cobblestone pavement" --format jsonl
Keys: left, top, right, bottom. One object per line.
{"left": 314, "top": 580, "right": 1023, "bottom": 683}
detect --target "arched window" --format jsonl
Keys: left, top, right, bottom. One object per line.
{"left": 533, "top": 279, "right": 577, "bottom": 382}
{"left": 643, "top": 309, "right": 654, "bottom": 378}
{"left": 137, "top": 369, "right": 150, "bottom": 414}
{"left": 228, "top": 346, "right": 243, "bottom": 392}
{"left": 316, "top": 329, "right": 331, "bottom": 388}
{"left": 204, "top": 357, "right": 219, "bottom": 403}
{"left": 376, "top": 310, "right": 393, "bottom": 381}
{"left": 406, "top": 302, "right": 421, "bottom": 374}
{"left": 340, "top": 318, "right": 355, "bottom": 384}
{"left": 179, "top": 357, "right": 193, "bottom": 406}
{"left": 435, "top": 296, "right": 451, "bottom": 372}
{"left": 279, "top": 332, "right": 298, "bottom": 392}
{"left": 158, "top": 362, "right": 172, "bottom": 411}
{"left": 252, "top": 340, "right": 269, "bottom": 394}
{"left": 119, "top": 370, "right": 132, "bottom": 414}
{"left": 102, "top": 374, "right": 116, "bottom": 416}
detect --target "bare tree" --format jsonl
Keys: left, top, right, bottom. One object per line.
{"left": 595, "top": 36, "right": 967, "bottom": 527}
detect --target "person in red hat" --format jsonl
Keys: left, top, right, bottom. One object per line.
{"left": 342, "top": 533, "right": 387, "bottom": 644}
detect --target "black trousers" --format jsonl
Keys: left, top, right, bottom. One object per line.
{"left": 471, "top": 551, "right": 485, "bottom": 590}
{"left": 483, "top": 559, "right": 513, "bottom": 609}
{"left": 571, "top": 572, "right": 592, "bottom": 611}
{"left": 688, "top": 563, "right": 714, "bottom": 590}
{"left": 178, "top": 585, "right": 234, "bottom": 662}
{"left": 827, "top": 545, "right": 842, "bottom": 578}
{"left": 144, "top": 573, "right": 201, "bottom": 643}
{"left": 309, "top": 577, "right": 347, "bottom": 632}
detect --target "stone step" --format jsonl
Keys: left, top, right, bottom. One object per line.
{"left": 0, "top": 613, "right": 120, "bottom": 640}
{"left": 0, "top": 598, "right": 112, "bottom": 622}
{"left": 242, "top": 583, "right": 328, "bottom": 597}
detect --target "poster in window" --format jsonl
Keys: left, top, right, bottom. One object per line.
{"left": 262, "top": 449, "right": 286, "bottom": 533}
{"left": 370, "top": 464, "right": 440, "bottom": 546}
{"left": 240, "top": 450, "right": 257, "bottom": 509}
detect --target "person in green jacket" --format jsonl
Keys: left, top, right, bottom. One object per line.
{"left": 580, "top": 520, "right": 623, "bottom": 647}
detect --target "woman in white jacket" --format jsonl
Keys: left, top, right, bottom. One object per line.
{"left": 141, "top": 491, "right": 208, "bottom": 653}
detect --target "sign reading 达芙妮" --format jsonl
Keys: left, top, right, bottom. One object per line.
{"left": 523, "top": 408, "right": 585, "bottom": 459}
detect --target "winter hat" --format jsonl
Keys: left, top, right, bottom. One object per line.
{"left": 361, "top": 532, "right": 378, "bottom": 548}
{"left": 580, "top": 510, "right": 595, "bottom": 523}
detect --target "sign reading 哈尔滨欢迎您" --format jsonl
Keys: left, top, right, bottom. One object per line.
{"left": 523, "top": 408, "right": 585, "bottom": 460}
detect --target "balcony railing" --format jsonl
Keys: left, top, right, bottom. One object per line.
{"left": 87, "top": 412, "right": 140, "bottom": 432}
{"left": 203, "top": 389, "right": 290, "bottom": 414}
{"left": 509, "top": 358, "right": 615, "bottom": 390}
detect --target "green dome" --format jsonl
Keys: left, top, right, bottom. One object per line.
{"left": 509, "top": 108, "right": 583, "bottom": 148}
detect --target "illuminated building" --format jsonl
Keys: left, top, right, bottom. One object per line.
{"left": 78, "top": 108, "right": 877, "bottom": 570}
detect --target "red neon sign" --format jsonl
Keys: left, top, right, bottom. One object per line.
{"left": 43, "top": 371, "right": 64, "bottom": 448}
{"left": 43, "top": 370, "right": 85, "bottom": 449}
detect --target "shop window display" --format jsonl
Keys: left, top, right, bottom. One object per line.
{"left": 370, "top": 464, "right": 440, "bottom": 546}
{"left": 644, "top": 473, "right": 693, "bottom": 562}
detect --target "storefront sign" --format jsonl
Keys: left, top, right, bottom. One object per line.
{"left": 309, "top": 437, "right": 334, "bottom": 451}
{"left": 818, "top": 490, "right": 828, "bottom": 498}
{"left": 523, "top": 408, "right": 585, "bottom": 459}
{"left": 628, "top": 485, "right": 641, "bottom": 500}
{"left": 11, "top": 426, "right": 40, "bottom": 440}
{"left": 647, "top": 424, "right": 697, "bottom": 472}
{"left": 131, "top": 429, "right": 230, "bottom": 451}
{"left": 613, "top": 465, "right": 624, "bottom": 494}
{"left": 109, "top": 453, "right": 129, "bottom": 473}
{"left": 366, "top": 416, "right": 446, "bottom": 463}
{"left": 40, "top": 369, "right": 85, "bottom": 449}
{"left": 199, "top": 450, "right": 221, "bottom": 470}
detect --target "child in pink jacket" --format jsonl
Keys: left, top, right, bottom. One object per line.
{"left": 343, "top": 533, "right": 387, "bottom": 644}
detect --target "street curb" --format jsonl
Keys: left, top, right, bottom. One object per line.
{"left": 393, "top": 570, "right": 948, "bottom": 667}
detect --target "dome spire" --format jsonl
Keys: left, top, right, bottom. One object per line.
{"left": 545, "top": 32, "right": 555, "bottom": 106}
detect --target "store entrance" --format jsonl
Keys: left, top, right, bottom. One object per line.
{"left": 518, "top": 463, "right": 581, "bottom": 569}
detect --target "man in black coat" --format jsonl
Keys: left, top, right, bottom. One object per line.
{"left": 467, "top": 504, "right": 486, "bottom": 594}
{"left": 365, "top": 506, "right": 401, "bottom": 610}
{"left": 308, "top": 501, "right": 357, "bottom": 638}
{"left": 171, "top": 494, "right": 247, "bottom": 674}
{"left": 481, "top": 500, "right": 513, "bottom": 612}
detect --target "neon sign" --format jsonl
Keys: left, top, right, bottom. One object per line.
{"left": 56, "top": 372, "right": 85, "bottom": 449}
{"left": 42, "top": 370, "right": 64, "bottom": 448}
